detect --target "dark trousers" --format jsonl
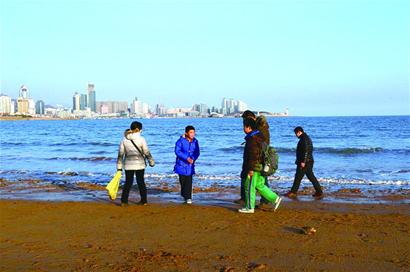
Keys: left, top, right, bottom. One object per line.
{"left": 121, "top": 169, "right": 147, "bottom": 204}
{"left": 240, "top": 175, "right": 270, "bottom": 203}
{"left": 179, "top": 174, "right": 193, "bottom": 200}
{"left": 291, "top": 162, "right": 322, "bottom": 194}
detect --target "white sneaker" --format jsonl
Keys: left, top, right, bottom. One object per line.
{"left": 273, "top": 197, "right": 282, "bottom": 212}
{"left": 238, "top": 208, "right": 254, "bottom": 213}
{"left": 186, "top": 199, "right": 192, "bottom": 204}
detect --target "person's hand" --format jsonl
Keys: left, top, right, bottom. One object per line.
{"left": 187, "top": 158, "right": 194, "bottom": 164}
{"left": 248, "top": 171, "right": 254, "bottom": 177}
{"left": 149, "top": 161, "right": 155, "bottom": 167}
{"left": 300, "top": 162, "right": 305, "bottom": 168}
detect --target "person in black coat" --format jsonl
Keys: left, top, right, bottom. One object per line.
{"left": 285, "top": 126, "right": 323, "bottom": 199}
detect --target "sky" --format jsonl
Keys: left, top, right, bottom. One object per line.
{"left": 1, "top": 0, "right": 409, "bottom": 116}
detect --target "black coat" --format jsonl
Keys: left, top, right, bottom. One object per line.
{"left": 295, "top": 133, "right": 314, "bottom": 164}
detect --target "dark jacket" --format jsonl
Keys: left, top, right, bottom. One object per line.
{"left": 295, "top": 133, "right": 314, "bottom": 164}
{"left": 174, "top": 136, "right": 200, "bottom": 176}
{"left": 241, "top": 130, "right": 263, "bottom": 178}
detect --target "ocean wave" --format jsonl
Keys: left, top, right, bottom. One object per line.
{"left": 218, "top": 146, "right": 244, "bottom": 153}
{"left": 46, "top": 156, "right": 114, "bottom": 162}
{"left": 48, "top": 142, "right": 117, "bottom": 147}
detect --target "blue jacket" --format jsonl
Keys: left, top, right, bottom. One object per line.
{"left": 174, "top": 136, "right": 200, "bottom": 176}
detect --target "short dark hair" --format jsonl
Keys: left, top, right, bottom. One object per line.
{"left": 130, "top": 121, "right": 142, "bottom": 131}
{"left": 185, "top": 125, "right": 195, "bottom": 133}
{"left": 294, "top": 126, "right": 304, "bottom": 133}
{"left": 243, "top": 117, "right": 257, "bottom": 130}
{"left": 241, "top": 110, "right": 256, "bottom": 119}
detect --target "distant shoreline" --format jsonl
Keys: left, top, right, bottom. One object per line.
{"left": 1, "top": 115, "right": 408, "bottom": 121}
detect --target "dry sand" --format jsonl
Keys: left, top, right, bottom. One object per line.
{"left": 1, "top": 199, "right": 409, "bottom": 272}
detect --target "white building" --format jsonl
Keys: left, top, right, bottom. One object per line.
{"left": 72, "top": 92, "right": 81, "bottom": 111}
{"left": 131, "top": 98, "right": 150, "bottom": 116}
{"left": 28, "top": 99, "right": 35, "bottom": 115}
{"left": 236, "top": 100, "right": 247, "bottom": 113}
{"left": 0, "top": 94, "right": 12, "bottom": 115}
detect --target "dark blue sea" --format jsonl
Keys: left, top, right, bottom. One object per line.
{"left": 1, "top": 116, "right": 409, "bottom": 202}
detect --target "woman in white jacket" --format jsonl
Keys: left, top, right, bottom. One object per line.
{"left": 117, "top": 121, "right": 155, "bottom": 206}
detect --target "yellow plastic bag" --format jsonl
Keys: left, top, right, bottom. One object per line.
{"left": 106, "top": 171, "right": 122, "bottom": 200}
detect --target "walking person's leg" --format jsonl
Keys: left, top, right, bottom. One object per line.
{"left": 244, "top": 175, "right": 257, "bottom": 210}
{"left": 240, "top": 176, "right": 246, "bottom": 201}
{"left": 305, "top": 162, "right": 323, "bottom": 195}
{"left": 259, "top": 176, "right": 270, "bottom": 204}
{"left": 135, "top": 169, "right": 147, "bottom": 204}
{"left": 255, "top": 173, "right": 282, "bottom": 211}
{"left": 121, "top": 170, "right": 134, "bottom": 204}
{"left": 185, "top": 175, "right": 193, "bottom": 202}
{"left": 179, "top": 175, "right": 186, "bottom": 198}
{"left": 290, "top": 165, "right": 306, "bottom": 194}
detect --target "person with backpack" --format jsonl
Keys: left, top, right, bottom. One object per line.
{"left": 174, "top": 125, "right": 200, "bottom": 204}
{"left": 238, "top": 118, "right": 282, "bottom": 213}
{"left": 284, "top": 126, "right": 323, "bottom": 199}
{"left": 117, "top": 121, "right": 155, "bottom": 206}
{"left": 235, "top": 110, "right": 271, "bottom": 208}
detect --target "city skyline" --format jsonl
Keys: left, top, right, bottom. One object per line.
{"left": 0, "top": 83, "right": 261, "bottom": 118}
{"left": 1, "top": 0, "right": 409, "bottom": 116}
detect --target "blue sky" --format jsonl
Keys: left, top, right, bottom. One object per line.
{"left": 1, "top": 0, "right": 409, "bottom": 116}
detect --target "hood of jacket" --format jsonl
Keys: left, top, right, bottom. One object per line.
{"left": 125, "top": 131, "right": 141, "bottom": 141}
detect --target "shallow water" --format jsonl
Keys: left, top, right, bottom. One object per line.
{"left": 0, "top": 116, "right": 409, "bottom": 202}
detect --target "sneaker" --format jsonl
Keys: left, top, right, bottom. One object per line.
{"left": 284, "top": 191, "right": 297, "bottom": 199}
{"left": 273, "top": 197, "right": 282, "bottom": 212}
{"left": 137, "top": 201, "right": 147, "bottom": 206}
{"left": 238, "top": 208, "right": 254, "bottom": 214}
{"left": 186, "top": 199, "right": 192, "bottom": 204}
{"left": 312, "top": 192, "right": 324, "bottom": 199}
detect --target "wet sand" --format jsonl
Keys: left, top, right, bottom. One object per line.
{"left": 1, "top": 199, "right": 409, "bottom": 271}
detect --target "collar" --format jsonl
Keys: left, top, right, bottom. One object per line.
{"left": 245, "top": 130, "right": 260, "bottom": 140}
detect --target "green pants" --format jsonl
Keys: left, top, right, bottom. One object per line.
{"left": 245, "top": 171, "right": 279, "bottom": 209}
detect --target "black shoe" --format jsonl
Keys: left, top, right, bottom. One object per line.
{"left": 284, "top": 191, "right": 297, "bottom": 199}
{"left": 256, "top": 202, "right": 271, "bottom": 210}
{"left": 137, "top": 201, "right": 147, "bottom": 206}
{"left": 312, "top": 192, "right": 324, "bottom": 199}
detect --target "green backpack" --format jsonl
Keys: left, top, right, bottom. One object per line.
{"left": 260, "top": 142, "right": 279, "bottom": 176}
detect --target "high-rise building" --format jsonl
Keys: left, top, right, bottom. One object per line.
{"left": 17, "top": 97, "right": 29, "bottom": 114}
{"left": 131, "top": 97, "right": 142, "bottom": 114}
{"left": 0, "top": 94, "right": 12, "bottom": 115}
{"left": 80, "top": 94, "right": 88, "bottom": 110}
{"left": 11, "top": 99, "right": 17, "bottom": 114}
{"left": 155, "top": 104, "right": 166, "bottom": 116}
{"left": 97, "top": 101, "right": 128, "bottom": 114}
{"left": 87, "top": 83, "right": 96, "bottom": 112}
{"left": 72, "top": 92, "right": 81, "bottom": 111}
{"left": 35, "top": 100, "right": 45, "bottom": 115}
{"left": 19, "top": 85, "right": 28, "bottom": 99}
{"left": 236, "top": 100, "right": 247, "bottom": 113}
{"left": 131, "top": 98, "right": 150, "bottom": 115}
{"left": 28, "top": 99, "right": 35, "bottom": 115}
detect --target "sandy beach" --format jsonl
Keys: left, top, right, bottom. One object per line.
{"left": 1, "top": 199, "right": 409, "bottom": 272}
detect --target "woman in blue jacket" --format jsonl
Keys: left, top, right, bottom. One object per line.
{"left": 174, "top": 125, "right": 200, "bottom": 204}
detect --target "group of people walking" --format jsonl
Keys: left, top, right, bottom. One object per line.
{"left": 116, "top": 112, "right": 323, "bottom": 213}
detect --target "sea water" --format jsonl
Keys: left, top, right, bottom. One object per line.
{"left": 1, "top": 116, "right": 409, "bottom": 201}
